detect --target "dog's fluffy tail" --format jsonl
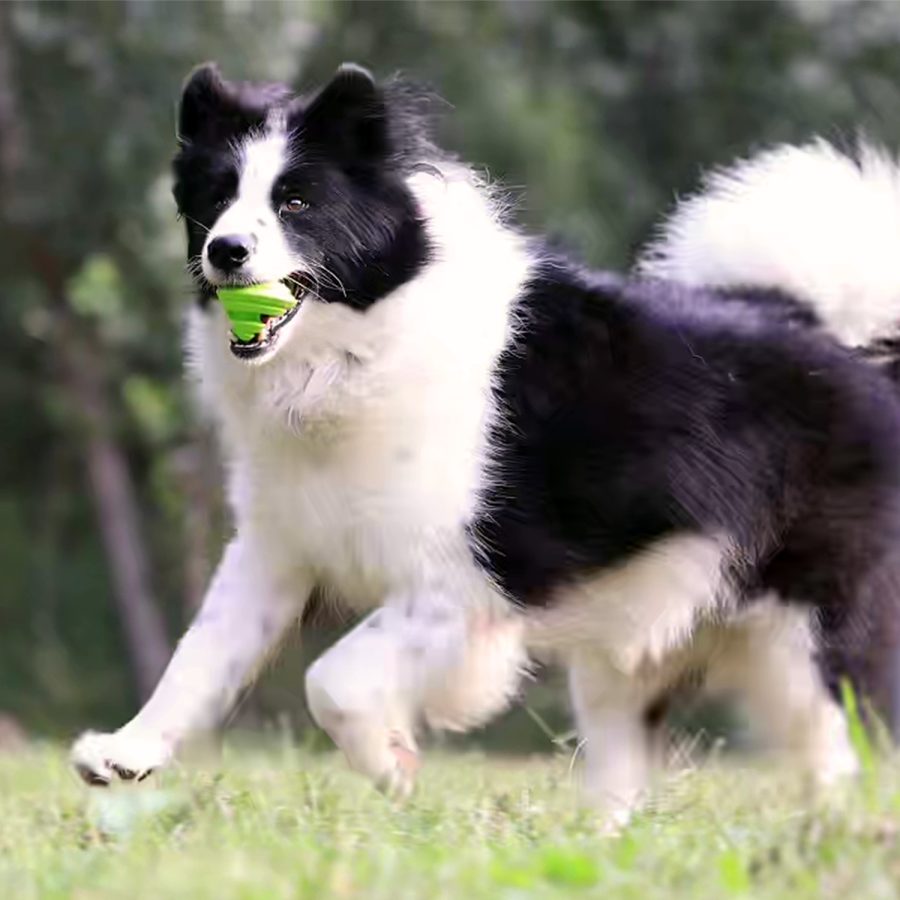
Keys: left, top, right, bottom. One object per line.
{"left": 639, "top": 141, "right": 900, "bottom": 350}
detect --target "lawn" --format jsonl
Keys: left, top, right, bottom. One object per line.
{"left": 2, "top": 744, "right": 900, "bottom": 899}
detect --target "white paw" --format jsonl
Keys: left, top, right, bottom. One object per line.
{"left": 306, "top": 658, "right": 420, "bottom": 798}
{"left": 316, "top": 711, "right": 420, "bottom": 799}
{"left": 805, "top": 709, "right": 860, "bottom": 788}
{"left": 71, "top": 729, "right": 173, "bottom": 786}
{"left": 594, "top": 800, "right": 637, "bottom": 836}
{"left": 813, "top": 742, "right": 860, "bottom": 787}
{"left": 375, "top": 731, "right": 420, "bottom": 800}
{"left": 579, "top": 772, "right": 645, "bottom": 834}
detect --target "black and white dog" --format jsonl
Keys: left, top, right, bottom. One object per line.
{"left": 73, "top": 65, "right": 900, "bottom": 824}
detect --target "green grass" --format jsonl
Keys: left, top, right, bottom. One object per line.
{"left": 2, "top": 745, "right": 900, "bottom": 899}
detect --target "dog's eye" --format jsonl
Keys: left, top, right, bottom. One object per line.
{"left": 213, "top": 197, "right": 231, "bottom": 211}
{"left": 280, "top": 198, "right": 308, "bottom": 216}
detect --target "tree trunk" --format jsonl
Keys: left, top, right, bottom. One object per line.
{"left": 64, "top": 334, "right": 172, "bottom": 701}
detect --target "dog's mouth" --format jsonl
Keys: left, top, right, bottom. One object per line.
{"left": 227, "top": 278, "right": 309, "bottom": 361}
{"left": 229, "top": 300, "right": 301, "bottom": 359}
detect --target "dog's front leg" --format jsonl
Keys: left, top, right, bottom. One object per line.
{"left": 305, "top": 591, "right": 526, "bottom": 797}
{"left": 72, "top": 536, "right": 310, "bottom": 785}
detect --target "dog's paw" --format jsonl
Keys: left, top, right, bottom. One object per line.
{"left": 306, "top": 659, "right": 420, "bottom": 799}
{"left": 71, "top": 729, "right": 173, "bottom": 786}
{"left": 374, "top": 731, "right": 420, "bottom": 800}
{"left": 318, "top": 714, "right": 420, "bottom": 799}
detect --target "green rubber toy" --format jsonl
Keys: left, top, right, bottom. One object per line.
{"left": 217, "top": 282, "right": 297, "bottom": 342}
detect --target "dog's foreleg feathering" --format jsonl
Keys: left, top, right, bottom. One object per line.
{"left": 72, "top": 537, "right": 310, "bottom": 784}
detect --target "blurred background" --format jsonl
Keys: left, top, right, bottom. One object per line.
{"left": 3, "top": 0, "right": 900, "bottom": 751}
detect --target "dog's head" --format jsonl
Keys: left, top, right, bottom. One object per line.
{"left": 172, "top": 63, "right": 432, "bottom": 363}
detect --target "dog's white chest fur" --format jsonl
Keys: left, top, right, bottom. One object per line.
{"left": 228, "top": 420, "right": 486, "bottom": 605}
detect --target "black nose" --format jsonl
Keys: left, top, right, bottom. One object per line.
{"left": 207, "top": 234, "right": 254, "bottom": 271}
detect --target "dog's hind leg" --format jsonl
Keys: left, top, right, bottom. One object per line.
{"left": 706, "top": 598, "right": 858, "bottom": 786}
{"left": 72, "top": 537, "right": 311, "bottom": 785}
{"left": 305, "top": 592, "right": 526, "bottom": 797}
{"left": 567, "top": 653, "right": 657, "bottom": 828}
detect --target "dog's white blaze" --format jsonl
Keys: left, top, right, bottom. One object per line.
{"left": 640, "top": 140, "right": 900, "bottom": 347}
{"left": 202, "top": 129, "right": 297, "bottom": 286}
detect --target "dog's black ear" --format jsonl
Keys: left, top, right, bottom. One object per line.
{"left": 303, "top": 64, "right": 388, "bottom": 167}
{"left": 178, "top": 63, "right": 239, "bottom": 145}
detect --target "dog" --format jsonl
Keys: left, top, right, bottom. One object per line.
{"left": 72, "top": 65, "right": 900, "bottom": 825}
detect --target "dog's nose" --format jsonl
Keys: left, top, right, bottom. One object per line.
{"left": 207, "top": 234, "right": 255, "bottom": 271}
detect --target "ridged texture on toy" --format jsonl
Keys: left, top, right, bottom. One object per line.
{"left": 217, "top": 282, "right": 296, "bottom": 342}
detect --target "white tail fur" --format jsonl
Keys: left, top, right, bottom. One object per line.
{"left": 639, "top": 141, "right": 900, "bottom": 347}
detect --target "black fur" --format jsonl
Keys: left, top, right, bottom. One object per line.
{"left": 861, "top": 334, "right": 900, "bottom": 385}
{"left": 471, "top": 258, "right": 900, "bottom": 707}
{"left": 712, "top": 284, "right": 821, "bottom": 329}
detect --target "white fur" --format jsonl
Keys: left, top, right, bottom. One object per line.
{"left": 640, "top": 140, "right": 900, "bottom": 346}
{"left": 422, "top": 609, "right": 528, "bottom": 732}
{"left": 526, "top": 533, "right": 731, "bottom": 673}
{"left": 567, "top": 651, "right": 658, "bottom": 826}
{"left": 305, "top": 606, "right": 425, "bottom": 798}
{"left": 306, "top": 596, "right": 526, "bottom": 796}
{"left": 520, "top": 533, "right": 730, "bottom": 824}
{"left": 706, "top": 599, "right": 858, "bottom": 786}
{"left": 566, "top": 601, "right": 859, "bottom": 827}
{"left": 202, "top": 128, "right": 297, "bottom": 287}
{"left": 542, "top": 541, "right": 857, "bottom": 824}
{"left": 525, "top": 535, "right": 857, "bottom": 826}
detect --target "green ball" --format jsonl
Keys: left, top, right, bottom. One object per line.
{"left": 217, "top": 282, "right": 297, "bottom": 342}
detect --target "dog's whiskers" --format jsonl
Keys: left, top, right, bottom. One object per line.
{"left": 186, "top": 255, "right": 205, "bottom": 279}
{"left": 183, "top": 215, "right": 211, "bottom": 235}
{"left": 307, "top": 262, "right": 348, "bottom": 299}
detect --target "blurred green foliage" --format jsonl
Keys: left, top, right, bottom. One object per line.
{"left": 2, "top": 0, "right": 900, "bottom": 743}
